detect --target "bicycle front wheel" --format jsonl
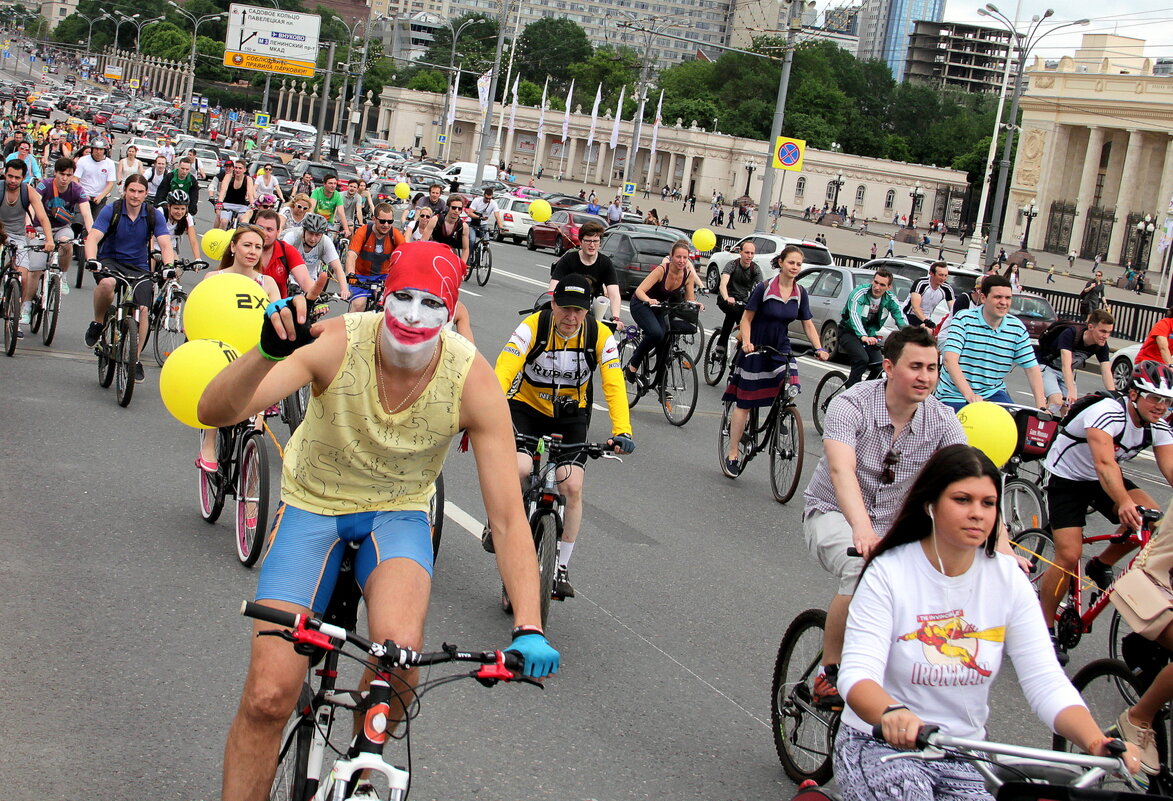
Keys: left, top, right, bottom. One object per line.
{"left": 534, "top": 510, "right": 559, "bottom": 629}
{"left": 680, "top": 321, "right": 704, "bottom": 364}
{"left": 235, "top": 431, "right": 270, "bottom": 567}
{"left": 270, "top": 683, "right": 314, "bottom": 801}
{"left": 1003, "top": 476, "right": 1047, "bottom": 534}
{"left": 772, "top": 608, "right": 837, "bottom": 785}
{"left": 115, "top": 316, "right": 138, "bottom": 407}
{"left": 152, "top": 289, "right": 186, "bottom": 367}
{"left": 1009, "top": 527, "right": 1054, "bottom": 593}
{"left": 97, "top": 312, "right": 116, "bottom": 387}
{"left": 617, "top": 333, "right": 644, "bottom": 408}
{"left": 1053, "top": 659, "right": 1152, "bottom": 783}
{"left": 811, "top": 371, "right": 847, "bottom": 436}
{"left": 476, "top": 244, "right": 492, "bottom": 286}
{"left": 2, "top": 276, "right": 19, "bottom": 356}
{"left": 661, "top": 349, "right": 698, "bottom": 426}
{"left": 41, "top": 272, "right": 60, "bottom": 346}
{"left": 770, "top": 405, "right": 805, "bottom": 504}
{"left": 702, "top": 328, "right": 727, "bottom": 386}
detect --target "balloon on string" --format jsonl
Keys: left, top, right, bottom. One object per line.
{"left": 394, "top": 182, "right": 411, "bottom": 199}
{"left": 691, "top": 228, "right": 717, "bottom": 252}
{"left": 956, "top": 401, "right": 1018, "bottom": 468}
{"left": 184, "top": 272, "right": 270, "bottom": 354}
{"left": 201, "top": 228, "right": 231, "bottom": 262}
{"left": 529, "top": 198, "right": 552, "bottom": 223}
{"left": 158, "top": 339, "right": 240, "bottom": 429}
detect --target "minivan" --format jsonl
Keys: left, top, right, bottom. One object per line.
{"left": 438, "top": 162, "right": 499, "bottom": 190}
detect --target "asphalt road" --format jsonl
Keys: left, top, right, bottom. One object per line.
{"left": 1, "top": 89, "right": 1167, "bottom": 801}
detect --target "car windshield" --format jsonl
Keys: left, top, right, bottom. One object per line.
{"left": 950, "top": 273, "right": 978, "bottom": 295}
{"left": 631, "top": 237, "right": 675, "bottom": 257}
{"left": 194, "top": 149, "right": 217, "bottom": 160}
{"left": 853, "top": 273, "right": 914, "bottom": 302}
{"left": 797, "top": 245, "right": 833, "bottom": 266}
{"left": 1012, "top": 296, "right": 1054, "bottom": 319}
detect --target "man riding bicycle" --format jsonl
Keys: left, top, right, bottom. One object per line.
{"left": 346, "top": 202, "right": 405, "bottom": 311}
{"left": 199, "top": 241, "right": 559, "bottom": 801}
{"left": 467, "top": 186, "right": 501, "bottom": 253}
{"left": 713, "top": 240, "right": 763, "bottom": 361}
{"left": 902, "top": 261, "right": 954, "bottom": 329}
{"left": 838, "top": 268, "right": 907, "bottom": 387}
{"left": 35, "top": 155, "right": 93, "bottom": 285}
{"left": 2, "top": 158, "right": 55, "bottom": 335}
{"left": 1038, "top": 361, "right": 1173, "bottom": 657}
{"left": 280, "top": 213, "right": 349, "bottom": 303}
{"left": 491, "top": 274, "right": 635, "bottom": 598}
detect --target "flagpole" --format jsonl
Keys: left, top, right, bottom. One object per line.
{"left": 585, "top": 83, "right": 601, "bottom": 185}
{"left": 607, "top": 85, "right": 625, "bottom": 188}
{"left": 534, "top": 76, "right": 548, "bottom": 177}
{"left": 646, "top": 90, "right": 663, "bottom": 191}
{"left": 490, "top": 0, "right": 524, "bottom": 170}
{"left": 559, "top": 79, "right": 573, "bottom": 180}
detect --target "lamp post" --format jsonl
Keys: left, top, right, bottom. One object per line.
{"left": 78, "top": 12, "right": 102, "bottom": 58}
{"left": 167, "top": 2, "right": 226, "bottom": 132}
{"left": 908, "top": 182, "right": 923, "bottom": 229}
{"left": 1136, "top": 215, "right": 1156, "bottom": 269}
{"left": 830, "top": 171, "right": 845, "bottom": 212}
{"left": 433, "top": 14, "right": 484, "bottom": 161}
{"left": 744, "top": 160, "right": 757, "bottom": 196}
{"left": 118, "top": 12, "right": 163, "bottom": 95}
{"left": 344, "top": 13, "right": 388, "bottom": 159}
{"left": 1020, "top": 197, "right": 1038, "bottom": 249}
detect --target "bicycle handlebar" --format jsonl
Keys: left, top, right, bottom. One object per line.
{"left": 513, "top": 433, "right": 623, "bottom": 462}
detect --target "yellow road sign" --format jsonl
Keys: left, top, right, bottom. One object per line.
{"left": 223, "top": 50, "right": 315, "bottom": 77}
{"left": 771, "top": 136, "right": 806, "bottom": 171}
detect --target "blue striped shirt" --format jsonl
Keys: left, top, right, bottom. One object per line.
{"left": 936, "top": 307, "right": 1038, "bottom": 402}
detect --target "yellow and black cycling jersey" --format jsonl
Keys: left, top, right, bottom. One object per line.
{"left": 494, "top": 312, "right": 631, "bottom": 437}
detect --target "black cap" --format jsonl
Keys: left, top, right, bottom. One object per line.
{"left": 552, "top": 274, "right": 592, "bottom": 310}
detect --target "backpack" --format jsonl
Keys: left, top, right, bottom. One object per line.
{"left": 40, "top": 180, "right": 77, "bottom": 226}
{"left": 1052, "top": 391, "right": 1152, "bottom": 461}
{"left": 523, "top": 307, "right": 599, "bottom": 373}
{"left": 99, "top": 199, "right": 158, "bottom": 260}
{"left": 1034, "top": 320, "right": 1086, "bottom": 366}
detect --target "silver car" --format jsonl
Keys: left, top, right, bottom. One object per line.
{"left": 790, "top": 265, "right": 913, "bottom": 360}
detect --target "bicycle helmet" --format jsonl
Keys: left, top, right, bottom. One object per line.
{"left": 90, "top": 136, "right": 109, "bottom": 149}
{"left": 302, "top": 213, "right": 328, "bottom": 234}
{"left": 1131, "top": 361, "right": 1173, "bottom": 399}
{"left": 166, "top": 189, "right": 190, "bottom": 206}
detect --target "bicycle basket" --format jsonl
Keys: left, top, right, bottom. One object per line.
{"left": 668, "top": 304, "right": 699, "bottom": 334}
{"left": 1012, "top": 407, "right": 1058, "bottom": 463}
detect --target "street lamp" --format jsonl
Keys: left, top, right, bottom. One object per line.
{"left": 117, "top": 12, "right": 163, "bottom": 94}
{"left": 1020, "top": 197, "right": 1038, "bottom": 249}
{"left": 433, "top": 14, "right": 485, "bottom": 161}
{"left": 744, "top": 160, "right": 757, "bottom": 196}
{"left": 1136, "top": 215, "right": 1156, "bottom": 269}
{"left": 168, "top": 2, "right": 227, "bottom": 132}
{"left": 77, "top": 12, "right": 103, "bottom": 57}
{"left": 908, "top": 182, "right": 923, "bottom": 228}
{"left": 830, "top": 171, "right": 845, "bottom": 212}
{"left": 344, "top": 13, "right": 389, "bottom": 159}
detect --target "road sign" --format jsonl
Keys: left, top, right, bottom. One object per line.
{"left": 771, "top": 136, "right": 806, "bottom": 172}
{"left": 437, "top": 133, "right": 447, "bottom": 144}
{"left": 129, "top": 78, "right": 139, "bottom": 89}
{"left": 104, "top": 64, "right": 123, "bottom": 80}
{"left": 228, "top": 111, "right": 238, "bottom": 121}
{"left": 622, "top": 182, "right": 636, "bottom": 197}
{"left": 200, "top": 96, "right": 209, "bottom": 108}
{"left": 225, "top": 4, "right": 320, "bottom": 77}
{"left": 254, "top": 112, "right": 270, "bottom": 128}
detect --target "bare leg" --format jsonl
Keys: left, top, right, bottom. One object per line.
{"left": 823, "top": 594, "right": 852, "bottom": 667}
{"left": 1040, "top": 526, "right": 1082, "bottom": 626}
{"left": 727, "top": 405, "right": 749, "bottom": 463}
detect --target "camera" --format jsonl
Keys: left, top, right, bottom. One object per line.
{"left": 553, "top": 394, "right": 580, "bottom": 420}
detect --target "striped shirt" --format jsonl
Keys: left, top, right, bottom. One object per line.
{"left": 936, "top": 307, "right": 1038, "bottom": 403}
{"left": 903, "top": 276, "right": 955, "bottom": 321}
{"left": 803, "top": 379, "right": 967, "bottom": 536}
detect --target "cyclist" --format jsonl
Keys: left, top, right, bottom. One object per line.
{"left": 161, "top": 189, "right": 200, "bottom": 259}
{"left": 428, "top": 193, "right": 469, "bottom": 263}
{"left": 624, "top": 238, "right": 703, "bottom": 382}
{"left": 346, "top": 202, "right": 405, "bottom": 311}
{"left": 2, "top": 158, "right": 55, "bottom": 334}
{"left": 251, "top": 209, "right": 311, "bottom": 300}
{"left": 492, "top": 273, "right": 635, "bottom": 597}
{"left": 803, "top": 326, "right": 966, "bottom": 707}
{"left": 309, "top": 174, "right": 350, "bottom": 239}
{"left": 35, "top": 156, "right": 93, "bottom": 287}
{"left": 200, "top": 241, "right": 559, "bottom": 800}
{"left": 341, "top": 179, "right": 365, "bottom": 228}
{"left": 936, "top": 275, "right": 1046, "bottom": 412}
{"left": 253, "top": 166, "right": 284, "bottom": 204}
{"left": 413, "top": 182, "right": 447, "bottom": 218}
{"left": 712, "top": 240, "right": 763, "bottom": 362}
{"left": 467, "top": 185, "right": 501, "bottom": 253}
{"left": 73, "top": 136, "right": 115, "bottom": 215}
{"left": 1037, "top": 361, "right": 1173, "bottom": 653}
{"left": 403, "top": 206, "right": 433, "bottom": 241}
{"left": 838, "top": 268, "right": 906, "bottom": 388}
{"left": 5, "top": 139, "right": 41, "bottom": 184}
{"left": 1135, "top": 305, "right": 1173, "bottom": 366}
{"left": 82, "top": 174, "right": 175, "bottom": 383}
{"left": 548, "top": 220, "right": 623, "bottom": 329}
{"left": 722, "top": 246, "right": 829, "bottom": 476}
{"left": 143, "top": 154, "right": 168, "bottom": 199}
{"left": 902, "top": 261, "right": 954, "bottom": 329}
{"left": 279, "top": 193, "right": 312, "bottom": 230}
{"left": 216, "top": 160, "right": 255, "bottom": 229}
{"left": 1036, "top": 309, "right": 1116, "bottom": 414}
{"left": 153, "top": 156, "right": 201, "bottom": 214}
{"left": 835, "top": 444, "right": 1142, "bottom": 799}
{"left": 280, "top": 213, "right": 348, "bottom": 302}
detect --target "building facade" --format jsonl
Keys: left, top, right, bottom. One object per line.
{"left": 39, "top": 0, "right": 75, "bottom": 26}
{"left": 1007, "top": 34, "right": 1173, "bottom": 268}
{"left": 904, "top": 20, "right": 1013, "bottom": 94}
{"left": 856, "top": 0, "right": 944, "bottom": 80}
{"left": 373, "top": 85, "right": 969, "bottom": 225}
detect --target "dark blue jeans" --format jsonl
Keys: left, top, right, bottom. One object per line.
{"left": 838, "top": 324, "right": 882, "bottom": 387}
{"left": 629, "top": 299, "right": 668, "bottom": 371}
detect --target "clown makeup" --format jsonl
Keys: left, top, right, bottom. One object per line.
{"left": 382, "top": 288, "right": 448, "bottom": 368}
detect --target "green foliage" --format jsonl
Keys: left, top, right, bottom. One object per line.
{"left": 567, "top": 46, "right": 638, "bottom": 109}
{"left": 514, "top": 18, "right": 591, "bottom": 90}
{"left": 516, "top": 79, "right": 543, "bottom": 107}
{"left": 406, "top": 69, "right": 447, "bottom": 94}
{"left": 421, "top": 13, "right": 499, "bottom": 78}
{"left": 195, "top": 35, "right": 231, "bottom": 81}
{"left": 140, "top": 23, "right": 191, "bottom": 62}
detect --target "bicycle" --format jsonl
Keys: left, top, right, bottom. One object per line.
{"left": 144, "top": 258, "right": 207, "bottom": 367}
{"left": 772, "top": 607, "right": 839, "bottom": 785}
{"left": 994, "top": 403, "right": 1057, "bottom": 535}
{"left": 91, "top": 265, "right": 150, "bottom": 407}
{"left": 702, "top": 305, "right": 742, "bottom": 387}
{"left": 0, "top": 243, "right": 22, "bottom": 355}
{"left": 346, "top": 272, "right": 386, "bottom": 313}
{"left": 718, "top": 344, "right": 808, "bottom": 503}
{"left": 197, "top": 415, "right": 274, "bottom": 566}
{"left": 244, "top": 600, "right": 535, "bottom": 801}
{"left": 279, "top": 290, "right": 345, "bottom": 436}
{"left": 466, "top": 227, "right": 492, "bottom": 286}
{"left": 616, "top": 300, "right": 701, "bottom": 427}
{"left": 26, "top": 238, "right": 79, "bottom": 348}
{"left": 500, "top": 434, "right": 620, "bottom": 628}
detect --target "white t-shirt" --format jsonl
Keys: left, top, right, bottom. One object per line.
{"left": 280, "top": 227, "right": 338, "bottom": 281}
{"left": 839, "top": 542, "right": 1083, "bottom": 739}
{"left": 75, "top": 155, "right": 115, "bottom": 197}
{"left": 469, "top": 196, "right": 499, "bottom": 227}
{"left": 1044, "top": 396, "right": 1173, "bottom": 482}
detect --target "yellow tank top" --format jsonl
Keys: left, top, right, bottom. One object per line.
{"left": 281, "top": 313, "right": 474, "bottom": 514}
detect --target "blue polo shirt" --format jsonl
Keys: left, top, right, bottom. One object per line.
{"left": 94, "top": 201, "right": 169, "bottom": 270}
{"left": 936, "top": 307, "right": 1038, "bottom": 402}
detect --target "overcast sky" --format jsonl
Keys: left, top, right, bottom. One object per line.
{"left": 942, "top": 0, "right": 1173, "bottom": 59}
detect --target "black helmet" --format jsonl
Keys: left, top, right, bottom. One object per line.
{"left": 166, "top": 189, "right": 190, "bottom": 206}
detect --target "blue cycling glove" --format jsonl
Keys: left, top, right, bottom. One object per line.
{"left": 258, "top": 297, "right": 315, "bottom": 361}
{"left": 609, "top": 433, "right": 635, "bottom": 454}
{"left": 506, "top": 633, "right": 560, "bottom": 678}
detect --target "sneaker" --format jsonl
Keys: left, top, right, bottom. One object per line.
{"left": 134, "top": 362, "right": 145, "bottom": 383}
{"left": 724, "top": 458, "right": 742, "bottom": 478}
{"left": 1086, "top": 557, "right": 1113, "bottom": 591}
{"left": 1051, "top": 634, "right": 1070, "bottom": 666}
{"left": 19, "top": 302, "right": 30, "bottom": 325}
{"left": 84, "top": 321, "right": 102, "bottom": 347}
{"left": 1115, "top": 709, "right": 1160, "bottom": 775}
{"left": 624, "top": 367, "right": 640, "bottom": 384}
{"left": 552, "top": 565, "right": 575, "bottom": 599}
{"left": 481, "top": 523, "right": 495, "bottom": 554}
{"left": 812, "top": 673, "right": 844, "bottom": 709}
{"left": 14, "top": 326, "right": 22, "bottom": 338}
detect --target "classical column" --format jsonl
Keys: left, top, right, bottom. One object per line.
{"left": 1074, "top": 126, "right": 1106, "bottom": 256}
{"left": 361, "top": 91, "right": 373, "bottom": 140}
{"left": 333, "top": 89, "right": 343, "bottom": 132}
{"left": 1107, "top": 130, "right": 1146, "bottom": 263}
{"left": 665, "top": 152, "right": 677, "bottom": 191}
{"left": 564, "top": 137, "right": 578, "bottom": 181}
{"left": 308, "top": 88, "right": 319, "bottom": 125}
{"left": 593, "top": 143, "right": 608, "bottom": 184}
{"left": 503, "top": 124, "right": 517, "bottom": 171}
{"left": 1154, "top": 135, "right": 1173, "bottom": 239}
{"left": 681, "top": 154, "right": 695, "bottom": 195}
{"left": 533, "top": 133, "right": 547, "bottom": 177}
{"left": 295, "top": 85, "right": 306, "bottom": 121}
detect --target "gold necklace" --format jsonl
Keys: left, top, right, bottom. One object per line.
{"left": 375, "top": 331, "right": 440, "bottom": 414}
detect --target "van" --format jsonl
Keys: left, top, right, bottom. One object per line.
{"left": 438, "top": 162, "right": 498, "bottom": 190}
{"left": 275, "top": 120, "right": 318, "bottom": 139}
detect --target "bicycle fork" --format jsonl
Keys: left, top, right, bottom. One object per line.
{"left": 331, "top": 679, "right": 409, "bottom": 800}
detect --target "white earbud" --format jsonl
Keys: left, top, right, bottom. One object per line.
{"left": 926, "top": 505, "right": 935, "bottom": 521}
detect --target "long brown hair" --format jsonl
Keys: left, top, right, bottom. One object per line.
{"left": 217, "top": 225, "right": 266, "bottom": 272}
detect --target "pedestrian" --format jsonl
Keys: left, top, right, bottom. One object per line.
{"left": 1068, "top": 249, "right": 1077, "bottom": 269}
{"left": 689, "top": 195, "right": 696, "bottom": 213}
{"left": 1079, "top": 270, "right": 1105, "bottom": 318}
{"left": 1136, "top": 271, "right": 1147, "bottom": 295}
{"left": 870, "top": 242, "right": 877, "bottom": 259}
{"left": 1046, "top": 266, "right": 1055, "bottom": 284}
{"left": 710, "top": 204, "right": 720, "bottom": 226}
{"left": 726, "top": 207, "right": 735, "bottom": 229}
{"left": 997, "top": 247, "right": 1007, "bottom": 265}
{"left": 884, "top": 237, "right": 895, "bottom": 258}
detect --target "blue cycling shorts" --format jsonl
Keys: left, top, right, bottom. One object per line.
{"left": 255, "top": 505, "right": 433, "bottom": 614}
{"left": 348, "top": 273, "right": 386, "bottom": 302}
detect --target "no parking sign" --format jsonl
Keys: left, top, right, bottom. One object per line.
{"left": 771, "top": 136, "right": 806, "bottom": 172}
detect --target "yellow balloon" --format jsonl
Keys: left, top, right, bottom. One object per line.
{"left": 529, "top": 198, "right": 552, "bottom": 223}
{"left": 184, "top": 272, "right": 270, "bottom": 355}
{"left": 691, "top": 227, "right": 717, "bottom": 252}
{"left": 201, "top": 228, "right": 231, "bottom": 262}
{"left": 394, "top": 181, "right": 410, "bottom": 199}
{"left": 956, "top": 401, "right": 1018, "bottom": 469}
{"left": 158, "top": 339, "right": 240, "bottom": 429}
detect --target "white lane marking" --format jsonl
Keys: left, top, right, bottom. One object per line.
{"left": 444, "top": 500, "right": 484, "bottom": 537}
{"left": 462, "top": 288, "right": 482, "bottom": 297}
{"left": 494, "top": 267, "right": 549, "bottom": 289}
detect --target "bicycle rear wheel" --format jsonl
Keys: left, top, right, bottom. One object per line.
{"left": 770, "top": 405, "right": 805, "bottom": 503}
{"left": 617, "top": 332, "right": 645, "bottom": 408}
{"left": 1003, "top": 476, "right": 1047, "bottom": 534}
{"left": 772, "top": 608, "right": 837, "bottom": 785}
{"left": 74, "top": 256, "right": 85, "bottom": 289}
{"left": 198, "top": 430, "right": 227, "bottom": 523}
{"left": 476, "top": 244, "right": 492, "bottom": 286}
{"left": 235, "top": 430, "right": 270, "bottom": 567}
{"left": 702, "top": 328, "right": 727, "bottom": 386}
{"left": 97, "top": 311, "right": 115, "bottom": 387}
{"left": 270, "top": 682, "right": 314, "bottom": 801}
{"left": 41, "top": 272, "right": 60, "bottom": 346}
{"left": 152, "top": 289, "right": 186, "bottom": 367}
{"left": 3, "top": 276, "right": 19, "bottom": 356}
{"left": 282, "top": 384, "right": 309, "bottom": 436}
{"left": 28, "top": 288, "right": 42, "bottom": 333}
{"left": 115, "top": 316, "right": 137, "bottom": 407}
{"left": 811, "top": 371, "right": 847, "bottom": 436}
{"left": 661, "top": 349, "right": 698, "bottom": 426}
{"left": 1009, "top": 527, "right": 1054, "bottom": 593}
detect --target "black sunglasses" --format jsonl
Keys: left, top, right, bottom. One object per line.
{"left": 881, "top": 450, "right": 901, "bottom": 485}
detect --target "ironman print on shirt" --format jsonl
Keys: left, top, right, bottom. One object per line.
{"left": 899, "top": 610, "right": 1005, "bottom": 684}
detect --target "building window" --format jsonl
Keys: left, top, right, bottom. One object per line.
{"left": 825, "top": 181, "right": 837, "bottom": 201}
{"left": 884, "top": 189, "right": 895, "bottom": 210}
{"left": 855, "top": 185, "right": 866, "bottom": 205}
{"left": 795, "top": 177, "right": 805, "bottom": 198}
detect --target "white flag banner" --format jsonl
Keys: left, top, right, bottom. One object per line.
{"left": 507, "top": 76, "right": 519, "bottom": 136}
{"left": 447, "top": 69, "right": 460, "bottom": 126}
{"left": 561, "top": 79, "right": 574, "bottom": 141}
{"left": 476, "top": 70, "right": 492, "bottom": 111}
{"left": 608, "top": 85, "right": 625, "bottom": 151}
{"left": 536, "top": 76, "right": 549, "bottom": 140}
{"left": 649, "top": 90, "right": 664, "bottom": 159}
{"left": 585, "top": 83, "right": 602, "bottom": 152}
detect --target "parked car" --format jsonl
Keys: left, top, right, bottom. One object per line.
{"left": 607, "top": 221, "right": 690, "bottom": 240}
{"left": 791, "top": 265, "right": 914, "bottom": 361}
{"left": 1010, "top": 291, "right": 1058, "bottom": 339}
{"left": 599, "top": 228, "right": 686, "bottom": 296}
{"left": 525, "top": 210, "right": 606, "bottom": 255}
{"left": 492, "top": 196, "right": 535, "bottom": 244}
{"left": 702, "top": 234, "right": 834, "bottom": 293}
{"left": 122, "top": 137, "right": 159, "bottom": 162}
{"left": 1110, "top": 343, "right": 1142, "bottom": 392}
{"left": 289, "top": 160, "right": 339, "bottom": 188}
{"left": 107, "top": 114, "right": 132, "bottom": 133}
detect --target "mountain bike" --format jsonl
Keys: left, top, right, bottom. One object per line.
{"left": 994, "top": 403, "right": 1057, "bottom": 535}
{"left": 773, "top": 607, "right": 840, "bottom": 786}
{"left": 466, "top": 227, "right": 492, "bottom": 286}
{"left": 244, "top": 600, "right": 537, "bottom": 801}
{"left": 198, "top": 416, "right": 273, "bottom": 566}
{"left": 26, "top": 238, "right": 78, "bottom": 348}
{"left": 91, "top": 265, "right": 149, "bottom": 408}
{"left": 499, "top": 434, "right": 620, "bottom": 628}
{"left": 617, "top": 301, "right": 700, "bottom": 426}
{"left": 0, "top": 242, "right": 21, "bottom": 356}
{"left": 144, "top": 258, "right": 207, "bottom": 367}
{"left": 702, "top": 310, "right": 741, "bottom": 387}
{"left": 718, "top": 344, "right": 808, "bottom": 503}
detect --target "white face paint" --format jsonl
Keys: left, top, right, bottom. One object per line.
{"left": 381, "top": 288, "right": 448, "bottom": 368}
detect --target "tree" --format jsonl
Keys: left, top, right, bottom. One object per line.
{"left": 421, "top": 13, "right": 499, "bottom": 78}
{"left": 514, "top": 18, "right": 591, "bottom": 90}
{"left": 406, "top": 69, "right": 447, "bottom": 94}
{"left": 516, "top": 78, "right": 543, "bottom": 107}
{"left": 195, "top": 35, "right": 231, "bottom": 81}
{"left": 567, "top": 45, "right": 638, "bottom": 109}
{"left": 141, "top": 23, "right": 191, "bottom": 62}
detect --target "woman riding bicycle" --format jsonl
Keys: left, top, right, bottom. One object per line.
{"left": 280, "top": 192, "right": 312, "bottom": 230}
{"left": 162, "top": 189, "right": 200, "bottom": 259}
{"left": 835, "top": 444, "right": 1143, "bottom": 800}
{"left": 721, "top": 245, "right": 828, "bottom": 476}
{"left": 624, "top": 239, "right": 703, "bottom": 383}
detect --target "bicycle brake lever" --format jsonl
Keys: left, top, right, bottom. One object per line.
{"left": 258, "top": 628, "right": 295, "bottom": 641}
{"left": 599, "top": 452, "right": 623, "bottom": 462}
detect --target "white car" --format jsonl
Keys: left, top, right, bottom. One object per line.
{"left": 492, "top": 196, "right": 535, "bottom": 244}
{"left": 133, "top": 117, "right": 153, "bottom": 135}
{"left": 702, "top": 233, "right": 834, "bottom": 293}
{"left": 191, "top": 148, "right": 220, "bottom": 180}
{"left": 1110, "top": 343, "right": 1142, "bottom": 392}
{"left": 126, "top": 137, "right": 160, "bottom": 162}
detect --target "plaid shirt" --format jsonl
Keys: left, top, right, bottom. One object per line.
{"left": 803, "top": 379, "right": 967, "bottom": 536}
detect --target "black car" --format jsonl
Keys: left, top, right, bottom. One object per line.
{"left": 599, "top": 228, "right": 685, "bottom": 296}
{"left": 107, "top": 114, "right": 132, "bottom": 133}
{"left": 288, "top": 160, "right": 339, "bottom": 189}
{"left": 28, "top": 100, "right": 53, "bottom": 118}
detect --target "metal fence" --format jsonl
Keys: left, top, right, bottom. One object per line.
{"left": 1022, "top": 284, "right": 1163, "bottom": 343}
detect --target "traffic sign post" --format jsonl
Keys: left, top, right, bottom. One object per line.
{"left": 129, "top": 78, "right": 140, "bottom": 89}
{"left": 437, "top": 133, "right": 447, "bottom": 145}
{"left": 771, "top": 136, "right": 806, "bottom": 172}
{"left": 224, "top": 4, "right": 320, "bottom": 78}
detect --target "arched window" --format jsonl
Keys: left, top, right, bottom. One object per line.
{"left": 795, "top": 177, "right": 805, "bottom": 198}
{"left": 825, "top": 181, "right": 837, "bottom": 201}
{"left": 855, "top": 185, "right": 866, "bottom": 205}
{"left": 884, "top": 189, "right": 896, "bottom": 210}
